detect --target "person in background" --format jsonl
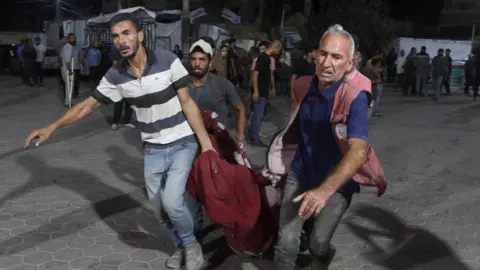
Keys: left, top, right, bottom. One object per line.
{"left": 431, "top": 48, "right": 448, "bottom": 102}
{"left": 443, "top": 48, "right": 453, "bottom": 95}
{"left": 56, "top": 36, "right": 68, "bottom": 92}
{"left": 108, "top": 42, "right": 134, "bottom": 130}
{"left": 363, "top": 57, "right": 386, "bottom": 117}
{"left": 86, "top": 41, "right": 103, "bottom": 90}
{"left": 33, "top": 37, "right": 46, "bottom": 87}
{"left": 60, "top": 33, "right": 82, "bottom": 104}
{"left": 211, "top": 44, "right": 229, "bottom": 78}
{"left": 290, "top": 44, "right": 316, "bottom": 108}
{"left": 395, "top": 49, "right": 406, "bottom": 91}
{"left": 17, "top": 39, "right": 26, "bottom": 84}
{"left": 249, "top": 40, "right": 282, "bottom": 147}
{"left": 21, "top": 39, "right": 37, "bottom": 87}
{"left": 464, "top": 54, "right": 476, "bottom": 98}
{"left": 227, "top": 38, "right": 240, "bottom": 86}
{"left": 277, "top": 48, "right": 292, "bottom": 97}
{"left": 173, "top": 44, "right": 183, "bottom": 60}
{"left": 386, "top": 48, "right": 397, "bottom": 83}
{"left": 414, "top": 46, "right": 430, "bottom": 96}
{"left": 403, "top": 47, "right": 417, "bottom": 95}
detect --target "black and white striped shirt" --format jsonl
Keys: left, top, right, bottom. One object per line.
{"left": 92, "top": 48, "right": 194, "bottom": 145}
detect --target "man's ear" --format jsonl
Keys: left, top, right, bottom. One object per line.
{"left": 138, "top": 31, "right": 144, "bottom": 43}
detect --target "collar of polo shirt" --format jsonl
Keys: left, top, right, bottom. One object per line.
{"left": 117, "top": 48, "right": 158, "bottom": 74}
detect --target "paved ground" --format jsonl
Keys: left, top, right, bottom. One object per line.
{"left": 0, "top": 75, "right": 480, "bottom": 270}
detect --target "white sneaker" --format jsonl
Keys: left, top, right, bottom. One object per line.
{"left": 185, "top": 241, "right": 205, "bottom": 270}
{"left": 110, "top": 124, "right": 120, "bottom": 130}
{"left": 166, "top": 249, "right": 183, "bottom": 269}
{"left": 124, "top": 123, "right": 136, "bottom": 129}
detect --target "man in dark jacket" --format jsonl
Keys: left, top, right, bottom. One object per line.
{"left": 443, "top": 48, "right": 453, "bottom": 95}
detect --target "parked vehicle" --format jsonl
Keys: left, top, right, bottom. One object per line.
{"left": 43, "top": 48, "right": 59, "bottom": 70}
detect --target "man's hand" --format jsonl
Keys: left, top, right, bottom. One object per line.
{"left": 252, "top": 92, "right": 259, "bottom": 102}
{"left": 269, "top": 88, "right": 276, "bottom": 97}
{"left": 24, "top": 126, "right": 55, "bottom": 148}
{"left": 293, "top": 186, "right": 334, "bottom": 219}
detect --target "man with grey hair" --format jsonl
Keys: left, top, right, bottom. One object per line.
{"left": 273, "top": 24, "right": 370, "bottom": 270}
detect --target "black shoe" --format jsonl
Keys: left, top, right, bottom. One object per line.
{"left": 311, "top": 245, "right": 336, "bottom": 270}
{"left": 251, "top": 139, "right": 268, "bottom": 148}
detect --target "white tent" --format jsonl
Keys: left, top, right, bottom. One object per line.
{"left": 87, "top": 6, "right": 156, "bottom": 25}
{"left": 86, "top": 6, "right": 156, "bottom": 50}
{"left": 155, "top": 21, "right": 182, "bottom": 51}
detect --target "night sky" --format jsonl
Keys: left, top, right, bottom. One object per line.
{"left": 0, "top": 0, "right": 444, "bottom": 31}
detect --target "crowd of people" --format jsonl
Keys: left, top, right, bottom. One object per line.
{"left": 22, "top": 12, "right": 388, "bottom": 270}
{"left": 17, "top": 37, "right": 46, "bottom": 86}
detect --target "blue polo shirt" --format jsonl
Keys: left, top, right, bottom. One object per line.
{"left": 290, "top": 76, "right": 369, "bottom": 194}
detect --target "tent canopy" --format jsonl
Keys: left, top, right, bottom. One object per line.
{"left": 87, "top": 6, "right": 156, "bottom": 26}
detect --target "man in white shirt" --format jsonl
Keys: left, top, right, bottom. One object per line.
{"left": 60, "top": 33, "right": 82, "bottom": 106}
{"left": 34, "top": 37, "right": 46, "bottom": 87}
{"left": 396, "top": 49, "right": 406, "bottom": 91}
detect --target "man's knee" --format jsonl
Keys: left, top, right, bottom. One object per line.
{"left": 275, "top": 227, "right": 302, "bottom": 255}
{"left": 161, "top": 193, "right": 186, "bottom": 218}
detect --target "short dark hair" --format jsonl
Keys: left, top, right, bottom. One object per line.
{"left": 305, "top": 43, "right": 317, "bottom": 54}
{"left": 220, "top": 44, "right": 228, "bottom": 51}
{"left": 230, "top": 38, "right": 236, "bottom": 43}
{"left": 110, "top": 13, "right": 142, "bottom": 32}
{"left": 191, "top": 46, "right": 212, "bottom": 61}
{"left": 351, "top": 34, "right": 360, "bottom": 52}
{"left": 258, "top": 41, "right": 270, "bottom": 48}
{"left": 371, "top": 57, "right": 386, "bottom": 68}
{"left": 67, "top": 33, "right": 75, "bottom": 38}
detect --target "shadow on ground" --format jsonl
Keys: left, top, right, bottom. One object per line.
{"left": 345, "top": 205, "right": 471, "bottom": 270}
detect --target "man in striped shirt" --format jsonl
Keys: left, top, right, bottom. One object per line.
{"left": 24, "top": 13, "right": 214, "bottom": 270}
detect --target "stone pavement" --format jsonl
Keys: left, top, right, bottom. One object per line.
{"left": 0, "top": 75, "right": 480, "bottom": 270}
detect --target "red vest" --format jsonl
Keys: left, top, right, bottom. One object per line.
{"left": 267, "top": 77, "right": 387, "bottom": 197}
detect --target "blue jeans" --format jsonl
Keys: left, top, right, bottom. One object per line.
{"left": 249, "top": 97, "right": 267, "bottom": 141}
{"left": 144, "top": 141, "right": 198, "bottom": 247}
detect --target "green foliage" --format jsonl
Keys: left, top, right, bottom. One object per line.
{"left": 305, "top": 0, "right": 394, "bottom": 50}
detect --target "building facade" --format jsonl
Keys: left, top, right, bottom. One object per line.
{"left": 440, "top": 0, "right": 480, "bottom": 26}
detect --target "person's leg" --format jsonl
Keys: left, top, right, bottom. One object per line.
{"left": 248, "top": 97, "right": 267, "bottom": 145}
{"left": 37, "top": 61, "right": 44, "bottom": 85}
{"left": 123, "top": 101, "right": 135, "bottom": 128}
{"left": 307, "top": 193, "right": 350, "bottom": 269}
{"left": 372, "top": 84, "right": 383, "bottom": 116}
{"left": 143, "top": 146, "right": 183, "bottom": 269}
{"left": 415, "top": 71, "right": 421, "bottom": 95}
{"left": 273, "top": 172, "right": 307, "bottom": 270}
{"left": 73, "top": 69, "right": 80, "bottom": 98}
{"left": 161, "top": 141, "right": 203, "bottom": 270}
{"left": 444, "top": 74, "right": 451, "bottom": 94}
{"left": 111, "top": 100, "right": 123, "bottom": 129}
{"left": 432, "top": 76, "right": 442, "bottom": 101}
{"left": 61, "top": 66, "right": 69, "bottom": 106}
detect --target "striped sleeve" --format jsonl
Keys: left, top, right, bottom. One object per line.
{"left": 91, "top": 68, "right": 122, "bottom": 104}
{"left": 170, "top": 58, "right": 191, "bottom": 90}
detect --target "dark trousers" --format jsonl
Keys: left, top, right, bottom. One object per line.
{"left": 273, "top": 172, "right": 350, "bottom": 269}
{"left": 443, "top": 73, "right": 451, "bottom": 94}
{"left": 34, "top": 61, "right": 43, "bottom": 84}
{"left": 58, "top": 68, "right": 65, "bottom": 89}
{"left": 90, "top": 66, "right": 102, "bottom": 88}
{"left": 73, "top": 69, "right": 80, "bottom": 98}
{"left": 112, "top": 100, "right": 133, "bottom": 124}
